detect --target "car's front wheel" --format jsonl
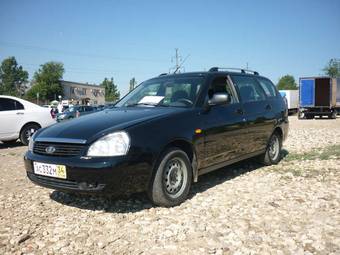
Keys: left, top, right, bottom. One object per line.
{"left": 148, "top": 148, "right": 192, "bottom": 207}
{"left": 259, "top": 132, "right": 282, "bottom": 165}
{"left": 20, "top": 123, "right": 40, "bottom": 145}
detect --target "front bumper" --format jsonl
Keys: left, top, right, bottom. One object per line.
{"left": 24, "top": 151, "right": 152, "bottom": 195}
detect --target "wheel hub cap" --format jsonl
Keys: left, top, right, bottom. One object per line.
{"left": 164, "top": 159, "right": 184, "bottom": 195}
{"left": 269, "top": 136, "right": 279, "bottom": 159}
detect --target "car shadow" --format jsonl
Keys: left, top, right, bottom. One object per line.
{"left": 0, "top": 141, "right": 25, "bottom": 149}
{"left": 50, "top": 151, "right": 287, "bottom": 213}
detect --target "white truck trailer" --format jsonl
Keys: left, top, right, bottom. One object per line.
{"left": 279, "top": 90, "right": 299, "bottom": 114}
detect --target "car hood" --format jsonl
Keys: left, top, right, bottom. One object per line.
{"left": 36, "top": 107, "right": 186, "bottom": 143}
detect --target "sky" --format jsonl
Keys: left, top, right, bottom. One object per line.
{"left": 0, "top": 0, "right": 339, "bottom": 96}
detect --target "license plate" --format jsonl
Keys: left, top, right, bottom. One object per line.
{"left": 33, "top": 162, "right": 67, "bottom": 179}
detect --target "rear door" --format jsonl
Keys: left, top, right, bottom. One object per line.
{"left": 230, "top": 75, "right": 273, "bottom": 154}
{"left": 0, "top": 98, "right": 25, "bottom": 139}
{"left": 300, "top": 78, "right": 315, "bottom": 107}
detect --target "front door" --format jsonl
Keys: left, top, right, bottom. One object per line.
{"left": 200, "top": 76, "right": 247, "bottom": 169}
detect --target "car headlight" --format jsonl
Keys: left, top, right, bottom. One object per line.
{"left": 87, "top": 131, "right": 130, "bottom": 157}
{"left": 28, "top": 132, "right": 37, "bottom": 152}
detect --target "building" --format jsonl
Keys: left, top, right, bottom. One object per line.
{"left": 60, "top": 80, "right": 105, "bottom": 105}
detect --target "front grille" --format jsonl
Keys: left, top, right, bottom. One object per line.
{"left": 28, "top": 172, "right": 79, "bottom": 189}
{"left": 27, "top": 172, "right": 106, "bottom": 191}
{"left": 33, "top": 142, "right": 85, "bottom": 157}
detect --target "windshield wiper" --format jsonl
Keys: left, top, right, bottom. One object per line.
{"left": 126, "top": 102, "right": 157, "bottom": 107}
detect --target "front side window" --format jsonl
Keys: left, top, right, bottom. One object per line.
{"left": 231, "top": 75, "right": 266, "bottom": 103}
{"left": 208, "top": 76, "right": 237, "bottom": 104}
{"left": 115, "top": 76, "right": 204, "bottom": 108}
{"left": 257, "top": 77, "right": 277, "bottom": 98}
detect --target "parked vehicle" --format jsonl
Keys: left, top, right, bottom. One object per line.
{"left": 0, "top": 95, "right": 56, "bottom": 145}
{"left": 298, "top": 77, "right": 338, "bottom": 119}
{"left": 279, "top": 90, "right": 298, "bottom": 114}
{"left": 25, "top": 68, "right": 288, "bottom": 207}
{"left": 336, "top": 78, "right": 340, "bottom": 115}
{"left": 56, "top": 105, "right": 96, "bottom": 122}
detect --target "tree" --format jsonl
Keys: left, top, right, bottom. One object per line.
{"left": 323, "top": 58, "right": 340, "bottom": 78}
{"left": 277, "top": 75, "right": 298, "bottom": 90}
{"left": 129, "top": 77, "right": 137, "bottom": 92}
{"left": 100, "top": 77, "right": 120, "bottom": 102}
{"left": 0, "top": 57, "right": 28, "bottom": 96}
{"left": 26, "top": 61, "right": 64, "bottom": 101}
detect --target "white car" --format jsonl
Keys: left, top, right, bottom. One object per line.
{"left": 0, "top": 95, "right": 56, "bottom": 145}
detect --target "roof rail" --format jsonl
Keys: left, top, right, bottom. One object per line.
{"left": 159, "top": 73, "right": 168, "bottom": 76}
{"left": 209, "top": 67, "right": 259, "bottom": 75}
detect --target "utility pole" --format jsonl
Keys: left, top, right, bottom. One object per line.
{"left": 175, "top": 48, "right": 180, "bottom": 72}
{"left": 171, "top": 48, "right": 182, "bottom": 73}
{"left": 170, "top": 48, "right": 190, "bottom": 74}
{"left": 129, "top": 77, "right": 136, "bottom": 92}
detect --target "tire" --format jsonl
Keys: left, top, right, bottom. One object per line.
{"left": 20, "top": 123, "right": 40, "bottom": 146}
{"left": 1, "top": 139, "right": 18, "bottom": 145}
{"left": 258, "top": 132, "right": 282, "bottom": 166}
{"left": 331, "top": 110, "right": 337, "bottom": 119}
{"left": 298, "top": 111, "right": 304, "bottom": 119}
{"left": 305, "top": 114, "right": 313, "bottom": 120}
{"left": 148, "top": 148, "right": 192, "bottom": 207}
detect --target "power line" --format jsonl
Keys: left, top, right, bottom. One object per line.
{"left": 19, "top": 62, "right": 119, "bottom": 74}
{"left": 0, "top": 41, "right": 168, "bottom": 63}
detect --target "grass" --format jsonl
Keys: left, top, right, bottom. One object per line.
{"left": 283, "top": 144, "right": 340, "bottom": 162}
{"left": 269, "top": 144, "right": 340, "bottom": 180}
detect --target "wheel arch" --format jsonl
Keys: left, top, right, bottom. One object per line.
{"left": 19, "top": 122, "right": 42, "bottom": 135}
{"left": 272, "top": 126, "right": 283, "bottom": 140}
{"left": 154, "top": 138, "right": 198, "bottom": 183}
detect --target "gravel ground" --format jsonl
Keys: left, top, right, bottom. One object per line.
{"left": 0, "top": 116, "right": 339, "bottom": 255}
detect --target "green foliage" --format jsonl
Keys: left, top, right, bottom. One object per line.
{"left": 0, "top": 57, "right": 28, "bottom": 96}
{"left": 100, "top": 77, "right": 120, "bottom": 102}
{"left": 323, "top": 58, "right": 340, "bottom": 78}
{"left": 283, "top": 144, "right": 340, "bottom": 161}
{"left": 276, "top": 75, "right": 298, "bottom": 90}
{"left": 26, "top": 61, "right": 64, "bottom": 101}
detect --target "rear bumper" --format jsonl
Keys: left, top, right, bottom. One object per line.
{"left": 299, "top": 107, "right": 336, "bottom": 114}
{"left": 24, "top": 151, "right": 152, "bottom": 195}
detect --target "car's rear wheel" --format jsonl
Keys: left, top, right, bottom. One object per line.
{"left": 20, "top": 123, "right": 40, "bottom": 145}
{"left": 148, "top": 148, "right": 192, "bottom": 207}
{"left": 259, "top": 132, "right": 282, "bottom": 165}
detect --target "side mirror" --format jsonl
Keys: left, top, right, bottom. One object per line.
{"left": 208, "top": 93, "right": 230, "bottom": 106}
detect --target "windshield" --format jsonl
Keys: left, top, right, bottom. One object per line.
{"left": 115, "top": 76, "right": 204, "bottom": 108}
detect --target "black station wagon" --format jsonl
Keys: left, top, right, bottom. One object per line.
{"left": 25, "top": 67, "right": 288, "bottom": 207}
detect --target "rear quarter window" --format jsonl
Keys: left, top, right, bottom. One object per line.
{"left": 256, "top": 77, "right": 278, "bottom": 98}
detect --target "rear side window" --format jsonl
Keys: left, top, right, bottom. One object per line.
{"left": 257, "top": 77, "right": 277, "bottom": 98}
{"left": 231, "top": 76, "right": 266, "bottom": 103}
{"left": 0, "top": 98, "right": 24, "bottom": 111}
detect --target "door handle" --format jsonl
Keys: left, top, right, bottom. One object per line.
{"left": 235, "top": 108, "right": 243, "bottom": 115}
{"left": 16, "top": 112, "right": 24, "bottom": 115}
{"left": 265, "top": 104, "right": 272, "bottom": 110}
